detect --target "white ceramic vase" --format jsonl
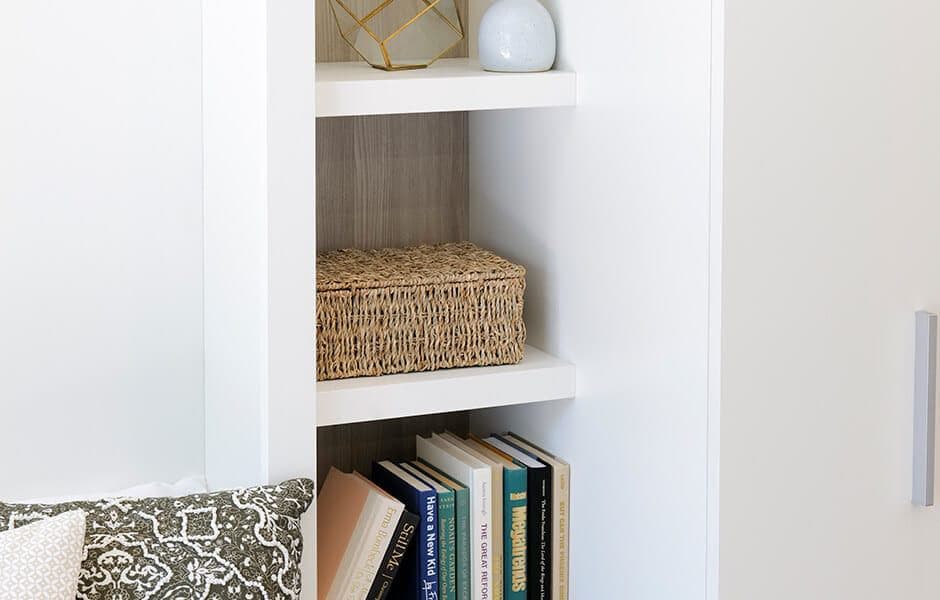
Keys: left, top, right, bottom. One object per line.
{"left": 478, "top": 0, "right": 557, "bottom": 73}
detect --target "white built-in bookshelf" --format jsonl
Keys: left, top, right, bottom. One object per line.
{"left": 204, "top": 1, "right": 579, "bottom": 598}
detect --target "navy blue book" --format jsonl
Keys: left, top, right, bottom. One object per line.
{"left": 372, "top": 460, "right": 439, "bottom": 600}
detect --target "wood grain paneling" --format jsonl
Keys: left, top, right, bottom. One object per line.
{"left": 316, "top": 112, "right": 469, "bottom": 251}
{"left": 316, "top": 0, "right": 469, "bottom": 63}
{"left": 317, "top": 412, "right": 470, "bottom": 486}
{"left": 315, "top": 6, "right": 472, "bottom": 476}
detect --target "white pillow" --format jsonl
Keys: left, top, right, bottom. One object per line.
{"left": 24, "top": 475, "right": 208, "bottom": 504}
{"left": 0, "top": 510, "right": 86, "bottom": 600}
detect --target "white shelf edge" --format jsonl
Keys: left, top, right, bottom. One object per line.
{"left": 316, "top": 346, "right": 576, "bottom": 427}
{"left": 316, "top": 58, "right": 577, "bottom": 118}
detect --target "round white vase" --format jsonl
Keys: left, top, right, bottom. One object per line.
{"left": 478, "top": 0, "right": 557, "bottom": 73}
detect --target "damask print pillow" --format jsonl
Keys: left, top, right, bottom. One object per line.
{"left": 0, "top": 478, "right": 315, "bottom": 600}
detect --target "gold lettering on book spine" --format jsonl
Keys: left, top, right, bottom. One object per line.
{"left": 510, "top": 504, "right": 527, "bottom": 592}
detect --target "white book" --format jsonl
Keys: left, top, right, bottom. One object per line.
{"left": 353, "top": 475, "right": 406, "bottom": 600}
{"left": 343, "top": 499, "right": 385, "bottom": 600}
{"left": 416, "top": 434, "right": 493, "bottom": 600}
{"left": 440, "top": 432, "right": 505, "bottom": 600}
{"left": 328, "top": 477, "right": 404, "bottom": 600}
{"left": 504, "top": 434, "right": 571, "bottom": 600}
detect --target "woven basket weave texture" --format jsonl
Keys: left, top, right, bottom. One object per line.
{"left": 317, "top": 242, "right": 526, "bottom": 380}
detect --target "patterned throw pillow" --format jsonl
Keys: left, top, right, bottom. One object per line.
{"left": 0, "top": 510, "right": 86, "bottom": 600}
{"left": 0, "top": 478, "right": 315, "bottom": 600}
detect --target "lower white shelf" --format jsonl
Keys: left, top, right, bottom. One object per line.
{"left": 316, "top": 346, "right": 576, "bottom": 427}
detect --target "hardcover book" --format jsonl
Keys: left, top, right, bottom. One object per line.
{"left": 411, "top": 460, "right": 472, "bottom": 600}
{"left": 468, "top": 436, "right": 529, "bottom": 600}
{"left": 347, "top": 474, "right": 410, "bottom": 599}
{"left": 485, "top": 436, "right": 552, "bottom": 600}
{"left": 416, "top": 434, "right": 493, "bottom": 600}
{"left": 400, "top": 462, "right": 457, "bottom": 600}
{"left": 318, "top": 468, "right": 404, "bottom": 600}
{"left": 372, "top": 461, "right": 439, "bottom": 600}
{"left": 367, "top": 510, "right": 420, "bottom": 600}
{"left": 439, "top": 431, "right": 506, "bottom": 600}
{"left": 503, "top": 434, "right": 570, "bottom": 600}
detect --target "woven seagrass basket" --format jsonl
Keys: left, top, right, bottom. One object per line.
{"left": 316, "top": 242, "right": 527, "bottom": 380}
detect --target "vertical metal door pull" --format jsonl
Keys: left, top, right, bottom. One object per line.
{"left": 914, "top": 311, "right": 937, "bottom": 507}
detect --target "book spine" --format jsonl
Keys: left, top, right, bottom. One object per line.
{"left": 556, "top": 465, "right": 569, "bottom": 600}
{"left": 347, "top": 504, "right": 400, "bottom": 599}
{"left": 454, "top": 487, "right": 472, "bottom": 600}
{"left": 419, "top": 489, "right": 440, "bottom": 600}
{"left": 490, "top": 468, "right": 504, "bottom": 600}
{"left": 503, "top": 469, "right": 528, "bottom": 600}
{"left": 473, "top": 470, "right": 493, "bottom": 600}
{"left": 368, "top": 511, "right": 419, "bottom": 600}
{"left": 528, "top": 467, "right": 552, "bottom": 600}
{"left": 438, "top": 491, "right": 457, "bottom": 600}
{"left": 502, "top": 434, "right": 569, "bottom": 600}
{"left": 415, "top": 437, "right": 490, "bottom": 600}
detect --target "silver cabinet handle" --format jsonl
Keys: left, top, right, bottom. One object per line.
{"left": 914, "top": 311, "right": 937, "bottom": 507}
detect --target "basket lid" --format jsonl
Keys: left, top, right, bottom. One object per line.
{"left": 317, "top": 242, "right": 526, "bottom": 291}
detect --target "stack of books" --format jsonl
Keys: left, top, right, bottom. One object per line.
{"left": 318, "top": 432, "right": 570, "bottom": 600}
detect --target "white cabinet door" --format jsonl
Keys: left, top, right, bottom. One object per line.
{"left": 720, "top": 0, "right": 940, "bottom": 598}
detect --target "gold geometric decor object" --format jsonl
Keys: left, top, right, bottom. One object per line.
{"left": 328, "top": 0, "right": 464, "bottom": 70}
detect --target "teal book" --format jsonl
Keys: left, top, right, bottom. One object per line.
{"left": 467, "top": 436, "right": 528, "bottom": 600}
{"left": 501, "top": 463, "right": 528, "bottom": 600}
{"left": 412, "top": 460, "right": 472, "bottom": 600}
{"left": 401, "top": 462, "right": 457, "bottom": 600}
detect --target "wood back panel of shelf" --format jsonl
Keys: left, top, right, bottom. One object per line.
{"left": 315, "top": 0, "right": 473, "bottom": 477}
{"left": 316, "top": 112, "right": 469, "bottom": 251}
{"left": 317, "top": 412, "right": 471, "bottom": 487}
{"left": 315, "top": 112, "right": 471, "bottom": 467}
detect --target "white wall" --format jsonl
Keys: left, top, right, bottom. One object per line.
{"left": 0, "top": 1, "right": 205, "bottom": 499}
{"left": 720, "top": 0, "right": 940, "bottom": 598}
{"left": 470, "top": 0, "right": 714, "bottom": 597}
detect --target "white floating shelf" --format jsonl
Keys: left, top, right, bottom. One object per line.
{"left": 316, "top": 58, "right": 577, "bottom": 118}
{"left": 317, "top": 346, "right": 576, "bottom": 426}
